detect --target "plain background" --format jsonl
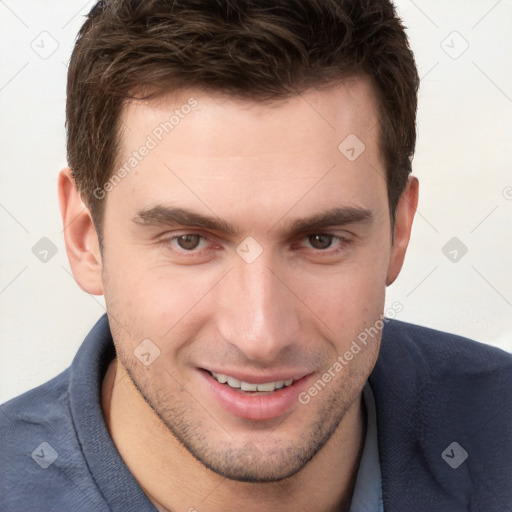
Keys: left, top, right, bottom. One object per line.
{"left": 1, "top": 0, "right": 511, "bottom": 404}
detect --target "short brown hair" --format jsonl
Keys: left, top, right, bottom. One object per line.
{"left": 66, "top": 0, "right": 419, "bottom": 242}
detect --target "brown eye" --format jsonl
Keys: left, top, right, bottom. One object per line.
{"left": 308, "top": 234, "right": 334, "bottom": 250}
{"left": 176, "top": 234, "right": 202, "bottom": 250}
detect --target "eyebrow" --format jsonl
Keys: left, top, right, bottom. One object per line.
{"left": 133, "top": 206, "right": 238, "bottom": 233}
{"left": 132, "top": 205, "right": 373, "bottom": 236}
{"left": 287, "top": 207, "right": 373, "bottom": 234}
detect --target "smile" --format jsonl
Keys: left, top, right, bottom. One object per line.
{"left": 210, "top": 371, "right": 294, "bottom": 392}
{"left": 201, "top": 368, "right": 312, "bottom": 420}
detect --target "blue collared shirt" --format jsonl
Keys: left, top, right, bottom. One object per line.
{"left": 349, "top": 382, "right": 384, "bottom": 512}
{"left": 1, "top": 315, "right": 384, "bottom": 511}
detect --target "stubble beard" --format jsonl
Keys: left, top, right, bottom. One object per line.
{"left": 120, "top": 354, "right": 367, "bottom": 483}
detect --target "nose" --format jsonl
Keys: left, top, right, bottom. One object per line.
{"left": 215, "top": 252, "right": 301, "bottom": 363}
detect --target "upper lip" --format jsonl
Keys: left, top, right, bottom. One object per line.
{"left": 202, "top": 368, "right": 312, "bottom": 384}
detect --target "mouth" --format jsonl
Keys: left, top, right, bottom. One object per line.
{"left": 200, "top": 368, "right": 312, "bottom": 421}
{"left": 209, "top": 371, "right": 294, "bottom": 393}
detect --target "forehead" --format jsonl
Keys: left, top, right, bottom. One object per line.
{"left": 108, "top": 78, "right": 387, "bottom": 230}
{"left": 120, "top": 77, "right": 380, "bottom": 156}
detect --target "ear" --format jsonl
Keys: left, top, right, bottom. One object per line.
{"left": 58, "top": 168, "right": 104, "bottom": 295}
{"left": 386, "top": 176, "right": 419, "bottom": 286}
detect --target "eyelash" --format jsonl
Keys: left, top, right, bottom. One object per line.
{"left": 160, "top": 232, "right": 352, "bottom": 255}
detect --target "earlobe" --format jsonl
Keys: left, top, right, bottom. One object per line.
{"left": 386, "top": 176, "right": 419, "bottom": 286}
{"left": 58, "top": 168, "right": 104, "bottom": 295}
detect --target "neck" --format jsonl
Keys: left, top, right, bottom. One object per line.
{"left": 102, "top": 358, "right": 366, "bottom": 512}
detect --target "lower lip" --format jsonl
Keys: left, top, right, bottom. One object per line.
{"left": 200, "top": 370, "right": 311, "bottom": 421}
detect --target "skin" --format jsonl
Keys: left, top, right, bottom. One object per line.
{"left": 59, "top": 77, "right": 418, "bottom": 512}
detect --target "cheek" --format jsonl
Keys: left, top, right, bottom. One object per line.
{"left": 102, "top": 250, "right": 218, "bottom": 342}
{"left": 297, "top": 245, "right": 389, "bottom": 344}
{"left": 317, "top": 274, "right": 385, "bottom": 331}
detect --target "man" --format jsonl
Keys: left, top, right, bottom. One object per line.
{"left": 1, "top": 0, "right": 511, "bottom": 510}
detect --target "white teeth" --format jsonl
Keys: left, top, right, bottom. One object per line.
{"left": 227, "top": 376, "right": 241, "bottom": 388}
{"left": 216, "top": 374, "right": 228, "bottom": 384}
{"left": 241, "top": 381, "right": 258, "bottom": 391}
{"left": 256, "top": 382, "right": 276, "bottom": 392}
{"left": 211, "top": 372, "right": 294, "bottom": 392}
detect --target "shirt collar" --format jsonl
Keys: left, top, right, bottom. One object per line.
{"left": 70, "top": 315, "right": 383, "bottom": 511}
{"left": 349, "top": 381, "right": 384, "bottom": 512}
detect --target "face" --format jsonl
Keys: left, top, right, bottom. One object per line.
{"left": 98, "top": 78, "right": 411, "bottom": 482}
